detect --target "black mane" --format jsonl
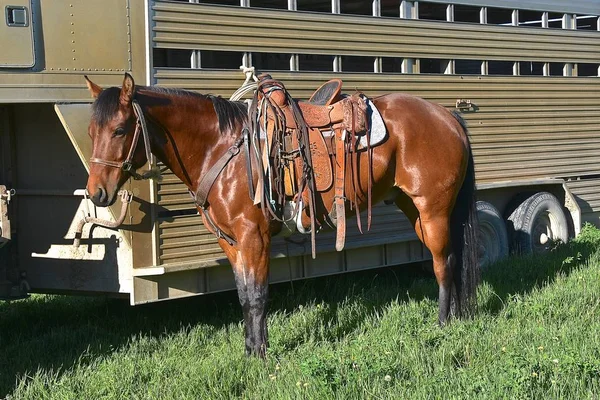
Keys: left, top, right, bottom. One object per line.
{"left": 91, "top": 85, "right": 248, "bottom": 133}
{"left": 209, "top": 95, "right": 248, "bottom": 133}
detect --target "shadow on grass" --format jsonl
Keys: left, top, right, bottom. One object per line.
{"left": 480, "top": 233, "right": 599, "bottom": 315}
{"left": 1, "top": 229, "right": 597, "bottom": 396}
{"left": 0, "top": 264, "right": 430, "bottom": 396}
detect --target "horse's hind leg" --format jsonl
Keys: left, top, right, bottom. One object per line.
{"left": 219, "top": 235, "right": 270, "bottom": 357}
{"left": 419, "top": 215, "right": 455, "bottom": 324}
{"left": 396, "top": 195, "right": 455, "bottom": 324}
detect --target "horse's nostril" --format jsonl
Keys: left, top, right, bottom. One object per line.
{"left": 97, "top": 187, "right": 107, "bottom": 204}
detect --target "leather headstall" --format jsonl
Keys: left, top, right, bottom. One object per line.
{"left": 89, "top": 100, "right": 155, "bottom": 181}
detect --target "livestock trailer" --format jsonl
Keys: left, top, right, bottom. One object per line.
{"left": 0, "top": 0, "right": 598, "bottom": 304}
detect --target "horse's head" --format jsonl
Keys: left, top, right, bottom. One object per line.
{"left": 84, "top": 73, "right": 147, "bottom": 207}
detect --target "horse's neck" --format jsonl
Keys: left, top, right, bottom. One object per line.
{"left": 149, "top": 98, "right": 219, "bottom": 190}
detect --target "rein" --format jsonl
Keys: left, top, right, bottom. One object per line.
{"left": 89, "top": 100, "right": 158, "bottom": 181}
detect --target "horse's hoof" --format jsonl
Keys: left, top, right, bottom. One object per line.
{"left": 245, "top": 345, "right": 267, "bottom": 359}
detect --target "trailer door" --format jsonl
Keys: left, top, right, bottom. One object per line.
{"left": 0, "top": 0, "right": 35, "bottom": 68}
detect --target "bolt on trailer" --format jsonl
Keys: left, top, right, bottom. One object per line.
{"left": 0, "top": 0, "right": 598, "bottom": 303}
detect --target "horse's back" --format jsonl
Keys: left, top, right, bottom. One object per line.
{"left": 374, "top": 92, "right": 469, "bottom": 154}
{"left": 374, "top": 92, "right": 465, "bottom": 137}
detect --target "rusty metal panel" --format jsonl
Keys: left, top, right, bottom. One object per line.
{"left": 0, "top": 0, "right": 35, "bottom": 68}
{"left": 151, "top": 2, "right": 600, "bottom": 63}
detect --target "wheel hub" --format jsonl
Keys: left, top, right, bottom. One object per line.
{"left": 532, "top": 211, "right": 559, "bottom": 252}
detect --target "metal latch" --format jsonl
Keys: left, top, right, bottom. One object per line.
{"left": 0, "top": 185, "right": 14, "bottom": 248}
{"left": 455, "top": 99, "right": 476, "bottom": 112}
{"left": 5, "top": 5, "right": 28, "bottom": 27}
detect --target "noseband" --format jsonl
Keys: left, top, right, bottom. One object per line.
{"left": 89, "top": 100, "right": 155, "bottom": 180}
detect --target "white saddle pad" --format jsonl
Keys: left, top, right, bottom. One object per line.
{"left": 359, "top": 96, "right": 387, "bottom": 150}
{"left": 319, "top": 96, "right": 387, "bottom": 150}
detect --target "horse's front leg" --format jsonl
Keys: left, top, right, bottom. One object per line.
{"left": 218, "top": 227, "right": 271, "bottom": 357}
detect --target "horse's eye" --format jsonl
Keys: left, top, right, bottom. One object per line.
{"left": 114, "top": 127, "right": 126, "bottom": 137}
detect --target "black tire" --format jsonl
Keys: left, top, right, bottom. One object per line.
{"left": 476, "top": 201, "right": 509, "bottom": 268}
{"left": 507, "top": 192, "right": 569, "bottom": 254}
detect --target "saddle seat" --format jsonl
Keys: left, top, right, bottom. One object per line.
{"left": 265, "top": 78, "right": 347, "bottom": 129}
{"left": 308, "top": 79, "right": 343, "bottom": 106}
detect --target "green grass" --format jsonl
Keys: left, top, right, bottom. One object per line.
{"left": 2, "top": 225, "right": 600, "bottom": 399}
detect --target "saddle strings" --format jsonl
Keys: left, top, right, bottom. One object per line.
{"left": 250, "top": 80, "right": 318, "bottom": 255}
{"left": 250, "top": 82, "right": 293, "bottom": 222}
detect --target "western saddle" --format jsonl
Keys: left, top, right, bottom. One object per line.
{"left": 247, "top": 75, "right": 372, "bottom": 258}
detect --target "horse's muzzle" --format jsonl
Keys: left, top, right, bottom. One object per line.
{"left": 89, "top": 186, "right": 114, "bottom": 207}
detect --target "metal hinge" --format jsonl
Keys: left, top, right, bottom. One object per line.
{"left": 0, "top": 185, "right": 14, "bottom": 247}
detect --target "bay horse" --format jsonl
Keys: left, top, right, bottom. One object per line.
{"left": 83, "top": 73, "right": 480, "bottom": 357}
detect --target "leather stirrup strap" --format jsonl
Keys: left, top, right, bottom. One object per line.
{"left": 335, "top": 129, "right": 346, "bottom": 252}
{"left": 365, "top": 97, "right": 372, "bottom": 231}
{"left": 351, "top": 101, "right": 363, "bottom": 234}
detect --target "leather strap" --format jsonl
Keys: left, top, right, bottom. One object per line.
{"left": 195, "top": 136, "right": 244, "bottom": 208}
{"left": 351, "top": 101, "right": 362, "bottom": 234}
{"left": 335, "top": 129, "right": 346, "bottom": 252}
{"left": 89, "top": 158, "right": 123, "bottom": 169}
{"left": 134, "top": 100, "right": 154, "bottom": 166}
{"left": 364, "top": 95, "right": 372, "bottom": 231}
{"left": 89, "top": 99, "right": 155, "bottom": 181}
{"left": 89, "top": 118, "right": 142, "bottom": 172}
{"left": 202, "top": 208, "right": 237, "bottom": 246}
{"left": 191, "top": 136, "right": 245, "bottom": 247}
{"left": 242, "top": 127, "right": 255, "bottom": 201}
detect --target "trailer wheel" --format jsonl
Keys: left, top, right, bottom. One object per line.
{"left": 476, "top": 201, "right": 509, "bottom": 268}
{"left": 507, "top": 192, "right": 569, "bottom": 254}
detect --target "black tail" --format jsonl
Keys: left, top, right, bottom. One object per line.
{"left": 450, "top": 112, "right": 481, "bottom": 317}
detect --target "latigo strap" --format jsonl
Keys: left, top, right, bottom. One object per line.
{"left": 335, "top": 129, "right": 347, "bottom": 251}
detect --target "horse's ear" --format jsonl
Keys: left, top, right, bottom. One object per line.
{"left": 120, "top": 73, "right": 135, "bottom": 106}
{"left": 84, "top": 75, "right": 103, "bottom": 99}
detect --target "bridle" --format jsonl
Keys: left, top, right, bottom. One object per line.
{"left": 89, "top": 100, "right": 155, "bottom": 180}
